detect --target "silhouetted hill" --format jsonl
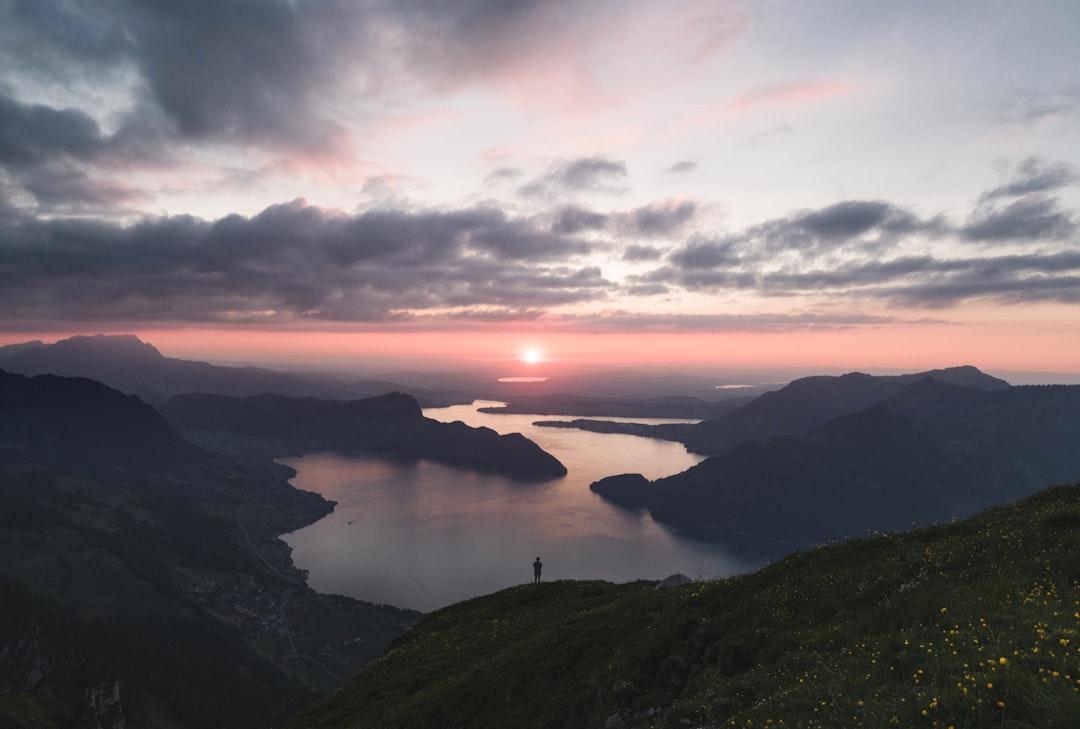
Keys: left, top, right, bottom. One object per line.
{"left": 279, "top": 481, "right": 1080, "bottom": 729}
{"left": 0, "top": 368, "right": 204, "bottom": 477}
{"left": 0, "top": 334, "right": 394, "bottom": 404}
{"left": 160, "top": 391, "right": 568, "bottom": 478}
{"left": 0, "top": 576, "right": 316, "bottom": 729}
{"left": 0, "top": 371, "right": 420, "bottom": 727}
{"left": 592, "top": 376, "right": 1080, "bottom": 554}
{"left": 882, "top": 378, "right": 1080, "bottom": 485}
{"left": 682, "top": 365, "right": 1009, "bottom": 455}
{"left": 0, "top": 339, "right": 44, "bottom": 358}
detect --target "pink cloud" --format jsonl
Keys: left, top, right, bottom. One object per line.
{"left": 732, "top": 80, "right": 855, "bottom": 110}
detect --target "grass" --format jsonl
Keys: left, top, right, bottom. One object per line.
{"left": 280, "top": 482, "right": 1080, "bottom": 729}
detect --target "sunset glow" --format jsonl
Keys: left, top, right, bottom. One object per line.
{"left": 1, "top": 2, "right": 1078, "bottom": 376}
{"left": 521, "top": 348, "right": 544, "bottom": 365}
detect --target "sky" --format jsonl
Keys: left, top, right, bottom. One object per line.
{"left": 1, "top": 0, "right": 1079, "bottom": 375}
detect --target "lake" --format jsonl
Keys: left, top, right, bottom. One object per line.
{"left": 281, "top": 401, "right": 760, "bottom": 611}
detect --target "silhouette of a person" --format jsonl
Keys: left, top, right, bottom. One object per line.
{"left": 533, "top": 557, "right": 542, "bottom": 583}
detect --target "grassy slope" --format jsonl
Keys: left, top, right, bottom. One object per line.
{"left": 283, "top": 482, "right": 1080, "bottom": 729}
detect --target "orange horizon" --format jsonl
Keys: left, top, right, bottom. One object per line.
{"left": 2, "top": 324, "right": 1079, "bottom": 379}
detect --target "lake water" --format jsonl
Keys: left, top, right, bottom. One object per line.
{"left": 281, "top": 401, "right": 759, "bottom": 611}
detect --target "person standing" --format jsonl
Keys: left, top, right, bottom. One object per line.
{"left": 533, "top": 557, "right": 542, "bottom": 583}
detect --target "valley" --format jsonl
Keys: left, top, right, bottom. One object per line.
{"left": 4, "top": 335, "right": 1080, "bottom": 728}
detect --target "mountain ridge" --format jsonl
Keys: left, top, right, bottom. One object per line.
{"left": 591, "top": 374, "right": 1080, "bottom": 554}
{"left": 0, "top": 334, "right": 414, "bottom": 404}
{"left": 159, "top": 390, "right": 568, "bottom": 478}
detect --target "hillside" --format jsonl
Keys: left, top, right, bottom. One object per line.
{"left": 590, "top": 376, "right": 1080, "bottom": 554}
{"left": 159, "top": 391, "right": 568, "bottom": 478}
{"left": 0, "top": 371, "right": 420, "bottom": 728}
{"left": 279, "top": 481, "right": 1080, "bottom": 729}
{"left": 681, "top": 366, "right": 1010, "bottom": 456}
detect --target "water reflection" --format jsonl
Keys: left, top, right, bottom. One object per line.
{"left": 282, "top": 401, "right": 759, "bottom": 611}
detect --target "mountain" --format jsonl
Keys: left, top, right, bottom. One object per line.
{"left": 0, "top": 334, "right": 404, "bottom": 404}
{"left": 0, "top": 371, "right": 420, "bottom": 728}
{"left": 0, "top": 368, "right": 204, "bottom": 477}
{"left": 159, "top": 390, "right": 568, "bottom": 478}
{"left": 591, "top": 376, "right": 1080, "bottom": 554}
{"left": 680, "top": 365, "right": 1009, "bottom": 455}
{"left": 277, "top": 481, "right": 1080, "bottom": 729}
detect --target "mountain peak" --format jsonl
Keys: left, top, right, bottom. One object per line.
{"left": 47, "top": 333, "right": 165, "bottom": 361}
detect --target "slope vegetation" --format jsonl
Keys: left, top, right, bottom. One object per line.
{"left": 0, "top": 370, "right": 419, "bottom": 728}
{"left": 282, "top": 481, "right": 1080, "bottom": 729}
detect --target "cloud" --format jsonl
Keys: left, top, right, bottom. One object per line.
{"left": 622, "top": 245, "right": 665, "bottom": 262}
{"left": 731, "top": 79, "right": 853, "bottom": 111}
{"left": 484, "top": 166, "right": 524, "bottom": 185}
{"left": 664, "top": 160, "right": 698, "bottom": 175}
{"left": 621, "top": 199, "right": 697, "bottom": 237}
{"left": 645, "top": 198, "right": 1080, "bottom": 308}
{"left": 962, "top": 195, "right": 1076, "bottom": 242}
{"left": 980, "top": 157, "right": 1078, "bottom": 202}
{"left": 668, "top": 236, "right": 740, "bottom": 269}
{"left": 519, "top": 156, "right": 628, "bottom": 197}
{"left": 554, "top": 310, "right": 904, "bottom": 333}
{"left": 0, "top": 200, "right": 610, "bottom": 326}
{"left": 551, "top": 206, "right": 609, "bottom": 235}
{"left": 0, "top": 92, "right": 104, "bottom": 166}
{"left": 0, "top": 92, "right": 156, "bottom": 210}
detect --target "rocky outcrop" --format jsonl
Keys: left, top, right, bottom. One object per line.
{"left": 0, "top": 579, "right": 131, "bottom": 728}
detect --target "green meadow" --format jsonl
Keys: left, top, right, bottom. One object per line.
{"left": 284, "top": 482, "right": 1080, "bottom": 729}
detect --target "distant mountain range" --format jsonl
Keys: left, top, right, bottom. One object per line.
{"left": 591, "top": 370, "right": 1080, "bottom": 554}
{"left": 0, "top": 333, "right": 446, "bottom": 405}
{"left": 678, "top": 365, "right": 1010, "bottom": 455}
{"left": 159, "top": 390, "right": 567, "bottom": 478}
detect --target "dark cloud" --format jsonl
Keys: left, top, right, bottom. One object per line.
{"left": 19, "top": 164, "right": 146, "bottom": 208}
{"left": 126, "top": 0, "right": 352, "bottom": 147}
{"left": 0, "top": 201, "right": 610, "bottom": 326}
{"left": 0, "top": 1, "right": 132, "bottom": 79}
{"left": 519, "top": 156, "right": 628, "bottom": 197}
{"left": 622, "top": 245, "right": 664, "bottom": 262}
{"left": 980, "top": 157, "right": 1078, "bottom": 202}
{"left": 623, "top": 200, "right": 696, "bottom": 237}
{"left": 551, "top": 205, "right": 609, "bottom": 234}
{"left": 664, "top": 200, "right": 946, "bottom": 260}
{"left": 668, "top": 236, "right": 740, "bottom": 269}
{"left": 797, "top": 200, "right": 902, "bottom": 239}
{"left": 0, "top": 92, "right": 151, "bottom": 209}
{"left": 647, "top": 243, "right": 1080, "bottom": 307}
{"left": 962, "top": 195, "right": 1076, "bottom": 242}
{"left": 640, "top": 197, "right": 1080, "bottom": 308}
{"left": 0, "top": 93, "right": 104, "bottom": 166}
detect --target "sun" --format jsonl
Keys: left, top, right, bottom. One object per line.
{"left": 521, "top": 347, "right": 543, "bottom": 365}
